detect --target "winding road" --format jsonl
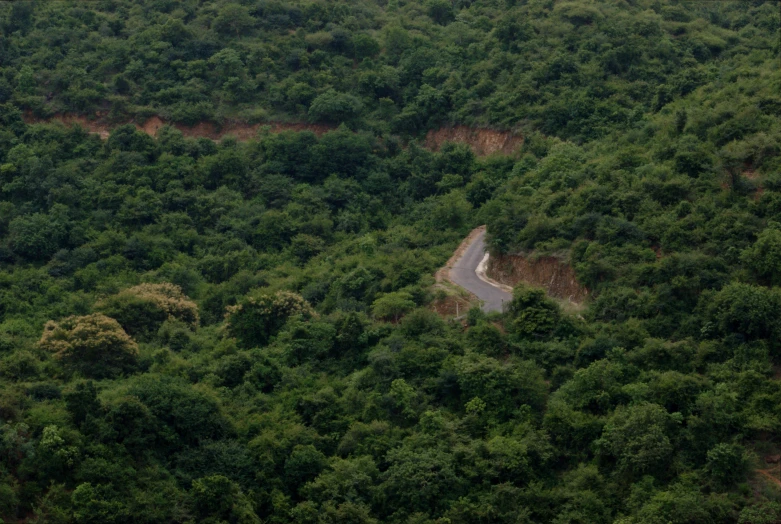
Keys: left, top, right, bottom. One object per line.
{"left": 449, "top": 229, "right": 513, "bottom": 313}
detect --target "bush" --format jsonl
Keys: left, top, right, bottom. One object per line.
{"left": 38, "top": 314, "right": 138, "bottom": 378}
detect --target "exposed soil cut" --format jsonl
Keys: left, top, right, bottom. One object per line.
{"left": 425, "top": 125, "right": 523, "bottom": 156}
{"left": 22, "top": 112, "right": 334, "bottom": 141}
{"left": 487, "top": 252, "right": 589, "bottom": 304}
{"left": 23, "top": 113, "right": 522, "bottom": 157}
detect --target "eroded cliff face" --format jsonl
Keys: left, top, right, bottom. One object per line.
{"left": 424, "top": 126, "right": 523, "bottom": 156}
{"left": 487, "top": 253, "right": 588, "bottom": 304}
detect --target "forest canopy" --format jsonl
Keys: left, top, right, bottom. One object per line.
{"left": 1, "top": 0, "right": 781, "bottom": 523}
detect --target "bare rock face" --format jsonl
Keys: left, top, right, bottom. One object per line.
{"left": 425, "top": 126, "right": 523, "bottom": 156}
{"left": 487, "top": 252, "right": 589, "bottom": 304}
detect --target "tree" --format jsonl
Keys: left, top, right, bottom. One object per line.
{"left": 453, "top": 354, "right": 548, "bottom": 421}
{"left": 125, "top": 375, "right": 230, "bottom": 450}
{"left": 505, "top": 287, "right": 561, "bottom": 338}
{"left": 225, "top": 291, "right": 315, "bottom": 347}
{"left": 705, "top": 442, "right": 749, "bottom": 490}
{"left": 352, "top": 34, "right": 380, "bottom": 60}
{"left": 212, "top": 4, "right": 255, "bottom": 36}
{"left": 427, "top": 0, "right": 455, "bottom": 25}
{"left": 308, "top": 89, "right": 363, "bottom": 124}
{"left": 290, "top": 234, "right": 325, "bottom": 263}
{"left": 380, "top": 447, "right": 465, "bottom": 518}
{"left": 701, "top": 283, "right": 781, "bottom": 342}
{"left": 97, "top": 283, "right": 199, "bottom": 340}
{"left": 371, "top": 292, "right": 415, "bottom": 322}
{"left": 595, "top": 402, "right": 679, "bottom": 479}
{"left": 301, "top": 456, "right": 379, "bottom": 506}
{"left": 64, "top": 381, "right": 102, "bottom": 426}
{"left": 8, "top": 212, "right": 68, "bottom": 261}
{"left": 284, "top": 445, "right": 328, "bottom": 490}
{"left": 38, "top": 314, "right": 138, "bottom": 378}
{"left": 466, "top": 321, "right": 507, "bottom": 357}
{"left": 190, "top": 475, "right": 260, "bottom": 524}
{"left": 742, "top": 227, "right": 781, "bottom": 286}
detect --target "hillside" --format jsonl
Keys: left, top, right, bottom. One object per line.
{"left": 1, "top": 1, "right": 781, "bottom": 523}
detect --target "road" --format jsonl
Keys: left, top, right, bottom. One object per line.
{"left": 449, "top": 229, "right": 513, "bottom": 313}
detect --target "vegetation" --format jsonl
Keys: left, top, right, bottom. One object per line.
{"left": 0, "top": 0, "right": 781, "bottom": 523}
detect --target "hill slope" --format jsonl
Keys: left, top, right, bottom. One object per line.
{"left": 1, "top": 1, "right": 781, "bottom": 523}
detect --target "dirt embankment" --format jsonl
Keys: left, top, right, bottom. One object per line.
{"left": 425, "top": 126, "right": 523, "bottom": 156}
{"left": 487, "top": 253, "right": 589, "bottom": 304}
{"left": 22, "top": 113, "right": 334, "bottom": 141}
{"left": 24, "top": 113, "right": 522, "bottom": 156}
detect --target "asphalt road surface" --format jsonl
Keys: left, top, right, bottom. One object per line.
{"left": 449, "top": 229, "right": 512, "bottom": 313}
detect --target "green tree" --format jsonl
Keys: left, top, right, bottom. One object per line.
{"left": 284, "top": 445, "right": 328, "bottom": 490}
{"left": 371, "top": 292, "right": 415, "bottom": 322}
{"left": 63, "top": 381, "right": 102, "bottom": 426}
{"left": 8, "top": 212, "right": 68, "bottom": 261}
{"left": 38, "top": 314, "right": 138, "bottom": 378}
{"left": 454, "top": 353, "right": 547, "bottom": 421}
{"left": 596, "top": 402, "right": 679, "bottom": 479}
{"left": 97, "top": 283, "right": 199, "bottom": 340}
{"left": 701, "top": 283, "right": 781, "bottom": 342}
{"left": 190, "top": 475, "right": 260, "bottom": 524}
{"left": 705, "top": 442, "right": 749, "bottom": 490}
{"left": 352, "top": 34, "right": 380, "bottom": 60}
{"left": 308, "top": 89, "right": 363, "bottom": 124}
{"left": 742, "top": 227, "right": 781, "bottom": 286}
{"left": 505, "top": 287, "right": 561, "bottom": 338}
{"left": 225, "top": 291, "right": 315, "bottom": 347}
{"left": 427, "top": 0, "right": 454, "bottom": 25}
{"left": 212, "top": 4, "right": 255, "bottom": 36}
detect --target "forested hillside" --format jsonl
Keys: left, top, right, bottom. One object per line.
{"left": 1, "top": 0, "right": 781, "bottom": 523}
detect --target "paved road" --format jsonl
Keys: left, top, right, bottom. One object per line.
{"left": 449, "top": 229, "right": 513, "bottom": 313}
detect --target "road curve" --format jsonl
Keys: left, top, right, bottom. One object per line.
{"left": 449, "top": 229, "right": 513, "bottom": 313}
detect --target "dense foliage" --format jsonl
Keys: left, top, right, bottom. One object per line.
{"left": 1, "top": 0, "right": 777, "bottom": 139}
{"left": 1, "top": 0, "right": 781, "bottom": 523}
